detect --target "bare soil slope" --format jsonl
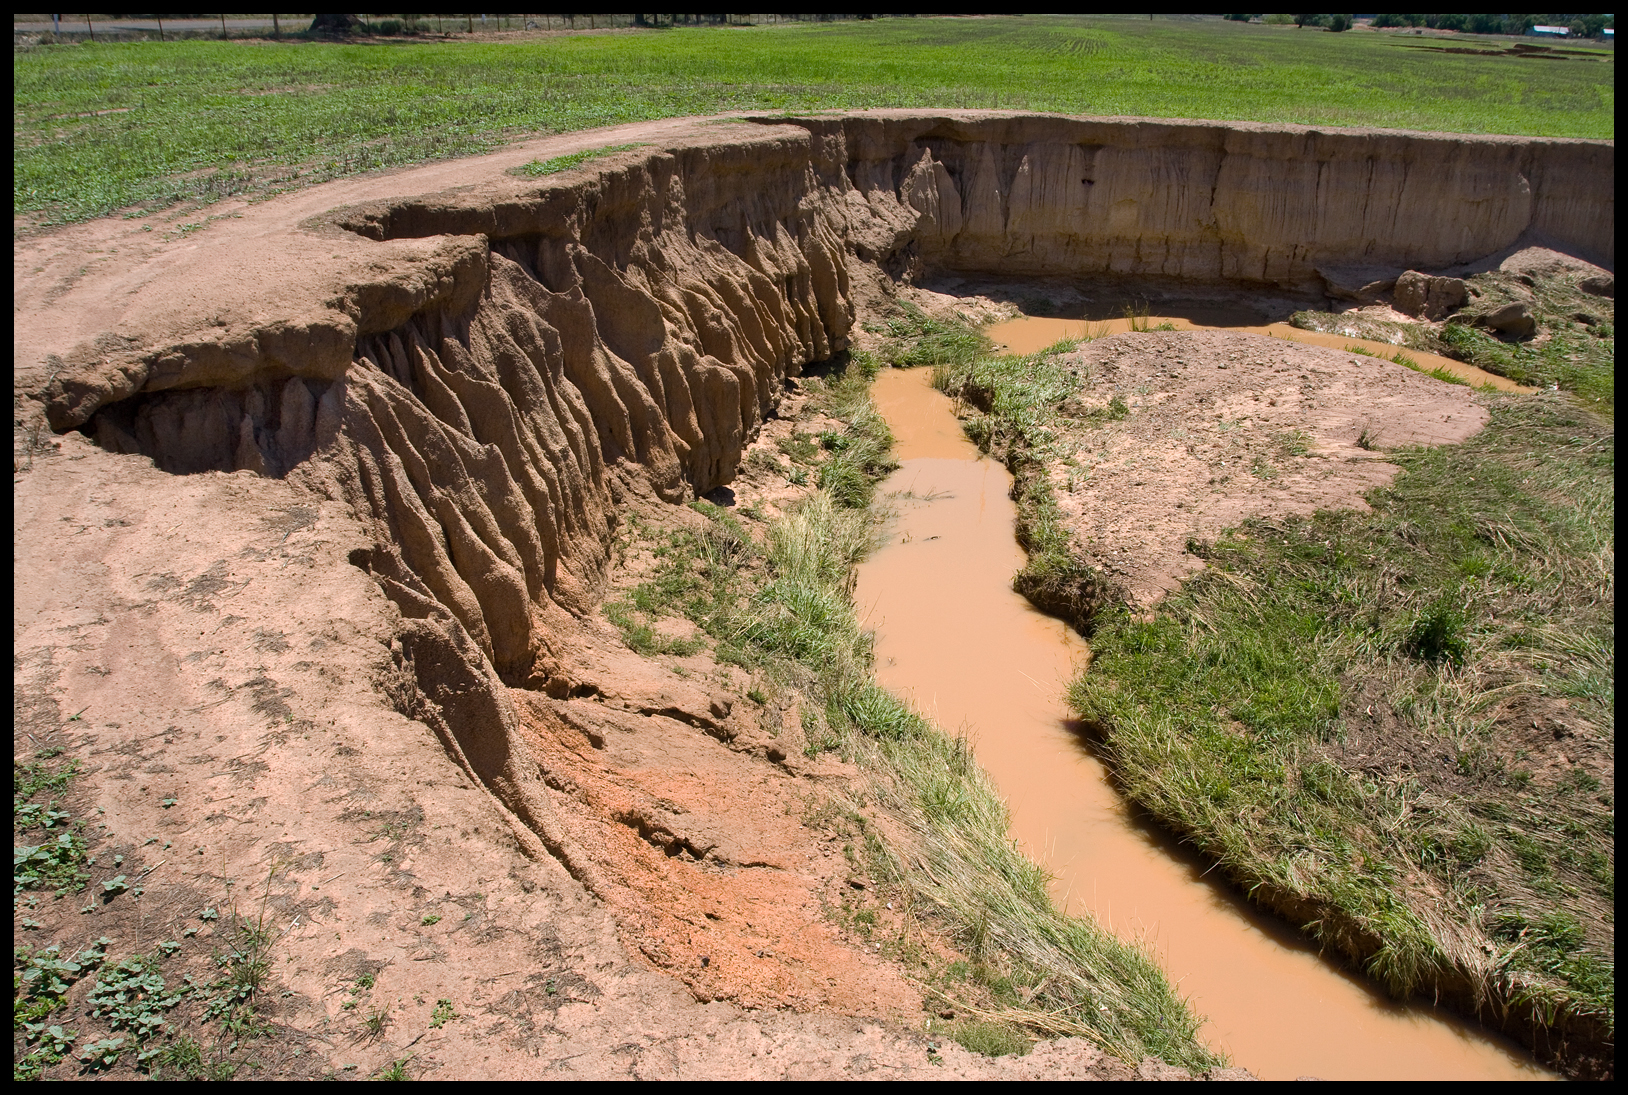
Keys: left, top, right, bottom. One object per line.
{"left": 15, "top": 111, "right": 1611, "bottom": 1079}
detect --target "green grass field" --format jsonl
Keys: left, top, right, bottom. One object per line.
{"left": 14, "top": 15, "right": 1615, "bottom": 226}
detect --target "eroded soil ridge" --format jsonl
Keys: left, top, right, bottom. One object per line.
{"left": 14, "top": 111, "right": 1613, "bottom": 1078}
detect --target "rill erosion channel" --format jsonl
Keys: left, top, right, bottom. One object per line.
{"left": 13, "top": 112, "right": 1614, "bottom": 1081}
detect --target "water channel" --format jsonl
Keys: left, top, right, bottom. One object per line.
{"left": 852, "top": 349, "right": 1549, "bottom": 1080}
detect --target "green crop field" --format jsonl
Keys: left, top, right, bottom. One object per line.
{"left": 13, "top": 15, "right": 1615, "bottom": 226}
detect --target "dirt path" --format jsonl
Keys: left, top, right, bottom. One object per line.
{"left": 13, "top": 114, "right": 737, "bottom": 397}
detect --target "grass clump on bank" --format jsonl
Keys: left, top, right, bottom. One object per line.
{"left": 603, "top": 350, "right": 1221, "bottom": 1071}
{"left": 515, "top": 142, "right": 642, "bottom": 177}
{"left": 1344, "top": 344, "right": 1473, "bottom": 388}
{"left": 1071, "top": 394, "right": 1613, "bottom": 1071}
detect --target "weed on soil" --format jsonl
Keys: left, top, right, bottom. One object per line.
{"left": 13, "top": 746, "right": 320, "bottom": 1080}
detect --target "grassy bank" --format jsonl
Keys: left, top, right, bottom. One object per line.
{"left": 15, "top": 15, "right": 1613, "bottom": 225}
{"left": 602, "top": 353, "right": 1220, "bottom": 1070}
{"left": 930, "top": 304, "right": 1614, "bottom": 1074}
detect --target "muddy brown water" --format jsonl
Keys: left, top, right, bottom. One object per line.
{"left": 985, "top": 313, "right": 1534, "bottom": 392}
{"left": 854, "top": 364, "right": 1550, "bottom": 1080}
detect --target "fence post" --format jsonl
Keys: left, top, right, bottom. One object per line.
{"left": 85, "top": 14, "right": 95, "bottom": 41}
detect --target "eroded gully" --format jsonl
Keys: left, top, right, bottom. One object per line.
{"left": 852, "top": 364, "right": 1549, "bottom": 1081}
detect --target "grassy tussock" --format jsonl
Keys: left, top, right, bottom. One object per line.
{"left": 516, "top": 142, "right": 641, "bottom": 176}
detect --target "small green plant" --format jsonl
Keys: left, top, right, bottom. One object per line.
{"left": 13, "top": 831, "right": 90, "bottom": 897}
{"left": 518, "top": 143, "right": 642, "bottom": 177}
{"left": 428, "top": 998, "right": 458, "bottom": 1029}
{"left": 86, "top": 952, "right": 187, "bottom": 1043}
{"left": 15, "top": 1021, "right": 78, "bottom": 1078}
{"left": 1404, "top": 594, "right": 1468, "bottom": 665}
{"left": 1278, "top": 429, "right": 1312, "bottom": 457}
{"left": 375, "top": 1056, "right": 413, "bottom": 1080}
{"left": 144, "top": 1034, "right": 205, "bottom": 1080}
{"left": 363, "top": 1003, "right": 391, "bottom": 1036}
{"left": 947, "top": 1018, "right": 1032, "bottom": 1057}
{"left": 76, "top": 1035, "right": 128, "bottom": 1070}
{"left": 420, "top": 914, "right": 440, "bottom": 926}
{"left": 778, "top": 431, "right": 820, "bottom": 464}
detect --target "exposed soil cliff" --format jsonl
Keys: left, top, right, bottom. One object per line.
{"left": 31, "top": 113, "right": 1611, "bottom": 689}
{"left": 13, "top": 110, "right": 1613, "bottom": 1078}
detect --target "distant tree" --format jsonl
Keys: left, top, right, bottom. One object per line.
{"left": 1293, "top": 14, "right": 1328, "bottom": 27}
{"left": 1370, "top": 13, "right": 1406, "bottom": 27}
{"left": 1466, "top": 14, "right": 1504, "bottom": 33}
{"left": 1223, "top": 14, "right": 1260, "bottom": 21}
{"left": 1328, "top": 13, "right": 1352, "bottom": 31}
{"left": 309, "top": 14, "right": 362, "bottom": 36}
{"left": 1576, "top": 14, "right": 1610, "bottom": 37}
{"left": 1435, "top": 13, "right": 1468, "bottom": 31}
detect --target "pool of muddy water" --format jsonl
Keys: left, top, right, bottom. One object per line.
{"left": 853, "top": 352, "right": 1549, "bottom": 1080}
